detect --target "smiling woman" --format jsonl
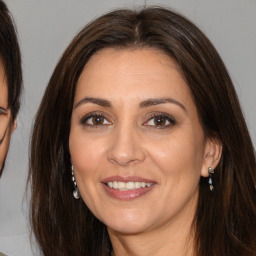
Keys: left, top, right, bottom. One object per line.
{"left": 29, "top": 7, "right": 256, "bottom": 256}
{"left": 69, "top": 47, "right": 220, "bottom": 243}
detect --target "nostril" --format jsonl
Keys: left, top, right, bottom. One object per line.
{"left": 107, "top": 130, "right": 146, "bottom": 166}
{"left": 108, "top": 156, "right": 145, "bottom": 167}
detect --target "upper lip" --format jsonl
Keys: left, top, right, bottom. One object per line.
{"left": 101, "top": 175, "right": 156, "bottom": 184}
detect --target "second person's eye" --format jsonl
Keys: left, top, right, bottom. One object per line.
{"left": 0, "top": 107, "right": 8, "bottom": 115}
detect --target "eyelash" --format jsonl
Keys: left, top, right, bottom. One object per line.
{"left": 80, "top": 112, "right": 176, "bottom": 129}
{"left": 144, "top": 112, "right": 176, "bottom": 129}
{"left": 80, "top": 112, "right": 111, "bottom": 127}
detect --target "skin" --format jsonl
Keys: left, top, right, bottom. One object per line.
{"left": 69, "top": 48, "right": 222, "bottom": 256}
{"left": 0, "top": 60, "right": 16, "bottom": 175}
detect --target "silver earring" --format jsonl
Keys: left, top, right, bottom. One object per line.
{"left": 71, "top": 165, "right": 80, "bottom": 199}
{"left": 208, "top": 167, "right": 215, "bottom": 191}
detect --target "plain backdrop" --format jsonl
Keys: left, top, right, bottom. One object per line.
{"left": 0, "top": 0, "right": 255, "bottom": 255}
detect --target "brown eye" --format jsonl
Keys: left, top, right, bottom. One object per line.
{"left": 144, "top": 113, "right": 176, "bottom": 128}
{"left": 154, "top": 116, "right": 167, "bottom": 126}
{"left": 92, "top": 116, "right": 104, "bottom": 125}
{"left": 81, "top": 114, "right": 111, "bottom": 126}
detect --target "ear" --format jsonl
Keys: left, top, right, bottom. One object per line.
{"left": 200, "top": 138, "right": 222, "bottom": 177}
{"left": 11, "top": 118, "right": 17, "bottom": 132}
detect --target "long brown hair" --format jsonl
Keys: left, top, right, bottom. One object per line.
{"left": 29, "top": 7, "right": 256, "bottom": 256}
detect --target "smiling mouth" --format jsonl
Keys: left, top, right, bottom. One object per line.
{"left": 106, "top": 181, "right": 153, "bottom": 191}
{"left": 102, "top": 176, "right": 156, "bottom": 200}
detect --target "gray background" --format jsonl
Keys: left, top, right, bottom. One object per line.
{"left": 0, "top": 0, "right": 255, "bottom": 255}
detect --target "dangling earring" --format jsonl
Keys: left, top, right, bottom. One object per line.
{"left": 208, "top": 167, "right": 215, "bottom": 191}
{"left": 71, "top": 165, "right": 80, "bottom": 199}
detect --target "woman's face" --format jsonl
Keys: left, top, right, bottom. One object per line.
{"left": 0, "top": 61, "right": 14, "bottom": 174}
{"left": 69, "top": 48, "right": 220, "bottom": 236}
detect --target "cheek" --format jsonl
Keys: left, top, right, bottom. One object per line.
{"left": 69, "top": 129, "right": 106, "bottom": 178}
{"left": 69, "top": 129, "right": 109, "bottom": 215}
{"left": 148, "top": 130, "right": 205, "bottom": 181}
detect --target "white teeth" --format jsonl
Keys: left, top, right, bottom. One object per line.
{"left": 113, "top": 181, "right": 118, "bottom": 189}
{"left": 106, "top": 181, "right": 153, "bottom": 190}
{"left": 118, "top": 182, "right": 126, "bottom": 189}
{"left": 126, "top": 182, "right": 135, "bottom": 190}
{"left": 135, "top": 182, "right": 141, "bottom": 189}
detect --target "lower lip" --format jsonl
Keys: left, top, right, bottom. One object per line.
{"left": 102, "top": 183, "right": 155, "bottom": 200}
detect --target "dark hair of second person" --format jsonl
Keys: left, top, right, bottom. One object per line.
{"left": 0, "top": 0, "right": 22, "bottom": 176}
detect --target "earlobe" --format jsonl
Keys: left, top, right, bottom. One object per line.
{"left": 201, "top": 138, "right": 222, "bottom": 177}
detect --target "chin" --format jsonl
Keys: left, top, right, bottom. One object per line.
{"left": 104, "top": 212, "right": 152, "bottom": 235}
{"left": 107, "top": 223, "right": 147, "bottom": 235}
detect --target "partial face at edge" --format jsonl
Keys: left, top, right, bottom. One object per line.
{"left": 69, "top": 48, "right": 221, "bottom": 236}
{"left": 0, "top": 60, "right": 15, "bottom": 175}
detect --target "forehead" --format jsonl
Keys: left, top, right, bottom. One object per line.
{"left": 75, "top": 47, "right": 192, "bottom": 104}
{"left": 80, "top": 47, "right": 178, "bottom": 79}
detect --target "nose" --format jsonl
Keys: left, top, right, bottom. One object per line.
{"left": 107, "top": 123, "right": 146, "bottom": 166}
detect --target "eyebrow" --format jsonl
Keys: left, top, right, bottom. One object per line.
{"left": 74, "top": 97, "right": 186, "bottom": 112}
{"left": 74, "top": 97, "right": 112, "bottom": 109}
{"left": 140, "top": 98, "right": 186, "bottom": 112}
